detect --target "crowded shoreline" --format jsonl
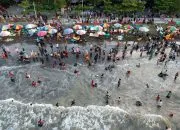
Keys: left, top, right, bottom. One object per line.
{"left": 0, "top": 13, "right": 180, "bottom": 129}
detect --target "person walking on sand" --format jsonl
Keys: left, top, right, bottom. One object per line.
{"left": 156, "top": 94, "right": 160, "bottom": 101}
{"left": 117, "top": 78, "right": 121, "bottom": 87}
{"left": 157, "top": 100, "right": 163, "bottom": 108}
{"left": 126, "top": 70, "right": 131, "bottom": 78}
{"left": 174, "top": 72, "right": 179, "bottom": 82}
{"left": 166, "top": 91, "right": 172, "bottom": 99}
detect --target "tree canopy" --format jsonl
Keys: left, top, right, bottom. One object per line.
{"left": 154, "top": 0, "right": 180, "bottom": 14}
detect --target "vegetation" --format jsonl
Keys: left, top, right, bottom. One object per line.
{"left": 1, "top": 0, "right": 179, "bottom": 15}
{"left": 18, "top": 0, "right": 67, "bottom": 13}
{"left": 154, "top": 0, "right": 180, "bottom": 14}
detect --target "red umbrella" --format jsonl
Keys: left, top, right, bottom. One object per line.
{"left": 37, "top": 31, "right": 47, "bottom": 37}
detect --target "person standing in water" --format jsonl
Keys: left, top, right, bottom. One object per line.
{"left": 105, "top": 91, "right": 110, "bottom": 105}
{"left": 37, "top": 119, "right": 44, "bottom": 127}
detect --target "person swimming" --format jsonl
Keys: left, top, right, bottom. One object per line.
{"left": 37, "top": 119, "right": 44, "bottom": 127}
{"left": 25, "top": 73, "right": 30, "bottom": 79}
{"left": 71, "top": 99, "right": 75, "bottom": 106}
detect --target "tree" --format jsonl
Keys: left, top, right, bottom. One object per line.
{"left": 119, "top": 0, "right": 145, "bottom": 13}
{"left": 154, "top": 0, "right": 180, "bottom": 14}
{"left": 0, "top": 0, "right": 16, "bottom": 8}
{"left": 54, "top": 0, "right": 67, "bottom": 10}
{"left": 18, "top": 0, "right": 30, "bottom": 11}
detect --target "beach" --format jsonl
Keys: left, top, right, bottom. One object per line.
{"left": 0, "top": 40, "right": 180, "bottom": 129}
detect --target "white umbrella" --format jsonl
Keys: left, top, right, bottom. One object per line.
{"left": 48, "top": 29, "right": 58, "bottom": 34}
{"left": 0, "top": 31, "right": 11, "bottom": 37}
{"left": 28, "top": 29, "right": 37, "bottom": 36}
{"left": 139, "top": 27, "right": 149, "bottom": 32}
{"left": 73, "top": 25, "right": 82, "bottom": 30}
{"left": 76, "top": 30, "right": 86, "bottom": 35}
{"left": 97, "top": 31, "right": 105, "bottom": 35}
{"left": 114, "top": 23, "right": 122, "bottom": 28}
{"left": 25, "top": 24, "right": 37, "bottom": 29}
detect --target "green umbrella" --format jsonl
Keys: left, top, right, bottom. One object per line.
{"left": 176, "top": 21, "right": 180, "bottom": 25}
{"left": 170, "top": 26, "right": 177, "bottom": 32}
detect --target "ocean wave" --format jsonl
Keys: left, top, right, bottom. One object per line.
{"left": 0, "top": 98, "right": 170, "bottom": 130}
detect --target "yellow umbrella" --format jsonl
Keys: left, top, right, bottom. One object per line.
{"left": 103, "top": 23, "right": 110, "bottom": 28}
{"left": 15, "top": 25, "right": 23, "bottom": 30}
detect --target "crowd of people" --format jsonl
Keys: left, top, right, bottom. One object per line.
{"left": 0, "top": 12, "right": 179, "bottom": 129}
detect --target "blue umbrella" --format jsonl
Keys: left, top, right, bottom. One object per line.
{"left": 63, "top": 28, "right": 74, "bottom": 35}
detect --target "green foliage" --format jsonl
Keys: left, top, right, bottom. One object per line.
{"left": 18, "top": 0, "right": 30, "bottom": 10}
{"left": 54, "top": 0, "right": 67, "bottom": 10}
{"left": 0, "top": 0, "right": 16, "bottom": 7}
{"left": 72, "top": 0, "right": 146, "bottom": 14}
{"left": 154, "top": 0, "right": 180, "bottom": 14}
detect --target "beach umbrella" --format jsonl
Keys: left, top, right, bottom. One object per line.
{"left": 103, "top": 23, "right": 110, "bottom": 28}
{"left": 25, "top": 24, "right": 37, "bottom": 29}
{"left": 97, "top": 31, "right": 106, "bottom": 36}
{"left": 90, "top": 26, "right": 97, "bottom": 31}
{"left": 73, "top": 25, "right": 82, "bottom": 30}
{"left": 2, "top": 25, "right": 11, "bottom": 31}
{"left": 169, "top": 26, "right": 177, "bottom": 32}
{"left": 176, "top": 21, "right": 180, "bottom": 25}
{"left": 95, "top": 25, "right": 103, "bottom": 31}
{"left": 45, "top": 24, "right": 53, "bottom": 29}
{"left": 117, "top": 35, "right": 123, "bottom": 41}
{"left": 15, "top": 24, "right": 23, "bottom": 30}
{"left": 124, "top": 25, "right": 133, "bottom": 30}
{"left": 63, "top": 28, "right": 74, "bottom": 35}
{"left": 86, "top": 25, "right": 93, "bottom": 29}
{"left": 37, "top": 31, "right": 47, "bottom": 37}
{"left": 76, "top": 30, "right": 86, "bottom": 35}
{"left": 91, "top": 25, "right": 103, "bottom": 31}
{"left": 0, "top": 31, "right": 11, "bottom": 37}
{"left": 139, "top": 27, "right": 149, "bottom": 32}
{"left": 114, "top": 23, "right": 122, "bottom": 28}
{"left": 48, "top": 29, "right": 58, "bottom": 34}
{"left": 28, "top": 29, "right": 37, "bottom": 36}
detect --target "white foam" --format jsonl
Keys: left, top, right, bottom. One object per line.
{"left": 0, "top": 99, "right": 169, "bottom": 130}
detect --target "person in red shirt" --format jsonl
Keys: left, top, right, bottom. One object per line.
{"left": 32, "top": 81, "right": 37, "bottom": 87}
{"left": 38, "top": 119, "right": 44, "bottom": 127}
{"left": 91, "top": 80, "right": 95, "bottom": 88}
{"left": 9, "top": 71, "right": 14, "bottom": 77}
{"left": 156, "top": 94, "right": 160, "bottom": 101}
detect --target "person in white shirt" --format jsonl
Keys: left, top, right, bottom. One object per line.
{"left": 157, "top": 100, "right": 163, "bottom": 108}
